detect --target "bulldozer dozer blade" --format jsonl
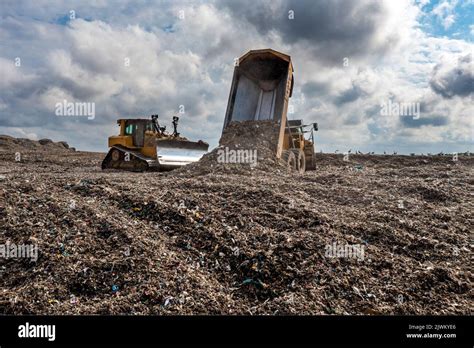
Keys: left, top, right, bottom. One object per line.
{"left": 156, "top": 139, "right": 209, "bottom": 169}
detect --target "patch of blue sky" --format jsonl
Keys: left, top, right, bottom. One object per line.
{"left": 163, "top": 24, "right": 175, "bottom": 33}
{"left": 418, "top": 0, "right": 473, "bottom": 41}
{"left": 51, "top": 13, "right": 93, "bottom": 26}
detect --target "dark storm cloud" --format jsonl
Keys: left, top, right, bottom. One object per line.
{"left": 343, "top": 113, "right": 363, "bottom": 125}
{"left": 334, "top": 84, "right": 367, "bottom": 105}
{"left": 400, "top": 115, "right": 449, "bottom": 128}
{"left": 301, "top": 81, "right": 330, "bottom": 96}
{"left": 219, "top": 0, "right": 395, "bottom": 62}
{"left": 430, "top": 54, "right": 474, "bottom": 98}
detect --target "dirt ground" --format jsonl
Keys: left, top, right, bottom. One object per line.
{"left": 0, "top": 134, "right": 472, "bottom": 315}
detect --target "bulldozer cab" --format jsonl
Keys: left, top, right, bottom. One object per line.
{"left": 119, "top": 119, "right": 152, "bottom": 147}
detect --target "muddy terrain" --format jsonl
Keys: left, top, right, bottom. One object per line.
{"left": 0, "top": 134, "right": 472, "bottom": 315}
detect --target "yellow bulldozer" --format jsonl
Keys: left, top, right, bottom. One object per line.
{"left": 222, "top": 48, "right": 318, "bottom": 173}
{"left": 101, "top": 115, "right": 209, "bottom": 171}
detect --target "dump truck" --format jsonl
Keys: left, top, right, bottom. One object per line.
{"left": 101, "top": 115, "right": 209, "bottom": 171}
{"left": 222, "top": 48, "right": 317, "bottom": 173}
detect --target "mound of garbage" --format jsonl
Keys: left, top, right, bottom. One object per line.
{"left": 177, "top": 121, "right": 287, "bottom": 176}
{"left": 0, "top": 135, "right": 75, "bottom": 152}
{"left": 0, "top": 135, "right": 472, "bottom": 315}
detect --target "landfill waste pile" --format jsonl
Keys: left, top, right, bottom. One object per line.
{"left": 0, "top": 135, "right": 76, "bottom": 152}
{"left": 177, "top": 121, "right": 284, "bottom": 176}
{"left": 0, "top": 135, "right": 472, "bottom": 315}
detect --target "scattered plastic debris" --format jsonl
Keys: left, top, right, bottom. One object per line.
{"left": 0, "top": 136, "right": 471, "bottom": 315}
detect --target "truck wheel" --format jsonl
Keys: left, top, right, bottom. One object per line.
{"left": 304, "top": 143, "right": 316, "bottom": 170}
{"left": 291, "top": 149, "right": 306, "bottom": 174}
{"left": 281, "top": 150, "right": 296, "bottom": 171}
{"left": 305, "top": 153, "right": 316, "bottom": 170}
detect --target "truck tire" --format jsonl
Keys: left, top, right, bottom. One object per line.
{"left": 281, "top": 150, "right": 296, "bottom": 171}
{"left": 291, "top": 149, "right": 306, "bottom": 174}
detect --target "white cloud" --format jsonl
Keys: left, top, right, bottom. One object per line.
{"left": 432, "top": 0, "right": 458, "bottom": 29}
{"left": 0, "top": 0, "right": 472, "bottom": 154}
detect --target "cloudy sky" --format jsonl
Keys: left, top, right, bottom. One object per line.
{"left": 0, "top": 0, "right": 472, "bottom": 154}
